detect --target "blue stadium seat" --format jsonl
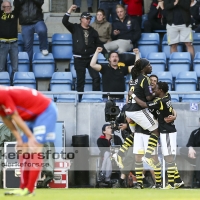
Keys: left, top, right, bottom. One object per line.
{"left": 81, "top": 93, "right": 103, "bottom": 103}
{"left": 147, "top": 52, "right": 166, "bottom": 74}
{"left": 50, "top": 72, "right": 73, "bottom": 92}
{"left": 90, "top": 16, "right": 95, "bottom": 24}
{"left": 137, "top": 33, "right": 160, "bottom": 58}
{"left": 175, "top": 71, "right": 197, "bottom": 92}
{"left": 33, "top": 33, "right": 49, "bottom": 54}
{"left": 44, "top": 94, "right": 55, "bottom": 101}
{"left": 141, "top": 14, "right": 148, "bottom": 29}
{"left": 0, "top": 72, "right": 10, "bottom": 86}
{"left": 7, "top": 52, "right": 30, "bottom": 77}
{"left": 162, "top": 33, "right": 183, "bottom": 59}
{"left": 32, "top": 53, "right": 55, "bottom": 78}
{"left": 170, "top": 94, "right": 180, "bottom": 102}
{"left": 56, "top": 92, "right": 78, "bottom": 103}
{"left": 168, "top": 52, "right": 191, "bottom": 78}
{"left": 17, "top": 33, "right": 24, "bottom": 52}
{"left": 13, "top": 72, "right": 36, "bottom": 89}
{"left": 154, "top": 71, "right": 173, "bottom": 91}
{"left": 193, "top": 52, "right": 200, "bottom": 78}
{"left": 84, "top": 69, "right": 93, "bottom": 91}
{"left": 97, "top": 53, "right": 108, "bottom": 64}
{"left": 193, "top": 33, "right": 200, "bottom": 53}
{"left": 181, "top": 94, "right": 200, "bottom": 103}
{"left": 52, "top": 33, "right": 73, "bottom": 59}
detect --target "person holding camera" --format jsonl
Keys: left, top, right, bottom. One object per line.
{"left": 90, "top": 47, "right": 140, "bottom": 102}
{"left": 97, "top": 124, "right": 122, "bottom": 186}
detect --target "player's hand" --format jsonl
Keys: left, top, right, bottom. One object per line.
{"left": 112, "top": 153, "right": 124, "bottom": 169}
{"left": 28, "top": 135, "right": 39, "bottom": 152}
{"left": 16, "top": 139, "right": 23, "bottom": 151}
{"left": 164, "top": 115, "right": 176, "bottom": 123}
{"left": 158, "top": 1, "right": 164, "bottom": 9}
{"left": 128, "top": 90, "right": 134, "bottom": 97}
{"left": 133, "top": 48, "right": 139, "bottom": 55}
{"left": 188, "top": 147, "right": 196, "bottom": 159}
{"left": 113, "top": 30, "right": 120, "bottom": 35}
{"left": 118, "top": 123, "right": 128, "bottom": 131}
{"left": 69, "top": 5, "right": 77, "bottom": 12}
{"left": 96, "top": 47, "right": 103, "bottom": 53}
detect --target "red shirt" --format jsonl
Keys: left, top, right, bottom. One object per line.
{"left": 0, "top": 86, "right": 51, "bottom": 121}
{"left": 123, "top": 0, "right": 143, "bottom": 16}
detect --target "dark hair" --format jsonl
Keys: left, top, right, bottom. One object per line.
{"left": 102, "top": 124, "right": 110, "bottom": 133}
{"left": 96, "top": 8, "right": 105, "bottom": 16}
{"left": 131, "top": 58, "right": 150, "bottom": 80}
{"left": 150, "top": 74, "right": 158, "bottom": 82}
{"left": 108, "top": 51, "right": 119, "bottom": 59}
{"left": 157, "top": 81, "right": 168, "bottom": 93}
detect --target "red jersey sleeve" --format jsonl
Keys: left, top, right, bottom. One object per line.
{"left": 0, "top": 91, "right": 16, "bottom": 116}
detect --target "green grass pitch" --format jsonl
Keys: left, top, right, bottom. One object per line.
{"left": 1, "top": 189, "right": 200, "bottom": 200}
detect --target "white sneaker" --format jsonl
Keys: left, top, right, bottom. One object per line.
{"left": 174, "top": 181, "right": 184, "bottom": 189}
{"left": 42, "top": 50, "right": 49, "bottom": 56}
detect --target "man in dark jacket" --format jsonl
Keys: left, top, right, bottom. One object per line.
{"left": 190, "top": 0, "right": 200, "bottom": 33}
{"left": 144, "top": 0, "right": 167, "bottom": 33}
{"left": 17, "top": 0, "right": 48, "bottom": 62}
{"left": 0, "top": 0, "right": 19, "bottom": 82}
{"left": 164, "top": 0, "right": 195, "bottom": 59}
{"left": 63, "top": 4, "right": 107, "bottom": 101}
{"left": 104, "top": 4, "right": 141, "bottom": 53}
{"left": 97, "top": 124, "right": 122, "bottom": 184}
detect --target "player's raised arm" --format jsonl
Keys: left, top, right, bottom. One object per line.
{"left": 90, "top": 47, "right": 103, "bottom": 71}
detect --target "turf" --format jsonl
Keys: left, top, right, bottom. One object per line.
{"left": 1, "top": 188, "right": 200, "bottom": 200}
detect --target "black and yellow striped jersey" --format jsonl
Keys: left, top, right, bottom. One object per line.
{"left": 147, "top": 93, "right": 176, "bottom": 133}
{"left": 126, "top": 74, "right": 153, "bottom": 111}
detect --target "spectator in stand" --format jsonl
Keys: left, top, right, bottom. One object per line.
{"left": 123, "top": 0, "right": 143, "bottom": 27}
{"left": 62, "top": 5, "right": 107, "bottom": 101}
{"left": 190, "top": 0, "right": 200, "bottom": 33}
{"left": 104, "top": 4, "right": 141, "bottom": 54}
{"left": 90, "top": 9, "right": 112, "bottom": 44}
{"left": 0, "top": 0, "right": 19, "bottom": 82}
{"left": 144, "top": 0, "right": 167, "bottom": 33}
{"left": 74, "top": 0, "right": 93, "bottom": 13}
{"left": 90, "top": 47, "right": 140, "bottom": 102}
{"left": 99, "top": 0, "right": 120, "bottom": 22}
{"left": 164, "top": 0, "right": 195, "bottom": 59}
{"left": 17, "top": 0, "right": 49, "bottom": 62}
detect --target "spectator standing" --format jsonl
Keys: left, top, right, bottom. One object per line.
{"left": 63, "top": 5, "right": 107, "bottom": 101}
{"left": 104, "top": 4, "right": 141, "bottom": 54}
{"left": 97, "top": 124, "right": 122, "bottom": 185}
{"left": 90, "top": 9, "right": 112, "bottom": 44}
{"left": 123, "top": 0, "right": 143, "bottom": 27}
{"left": 0, "top": 0, "right": 19, "bottom": 82}
{"left": 164, "top": 0, "right": 195, "bottom": 59}
{"left": 99, "top": 0, "right": 120, "bottom": 22}
{"left": 190, "top": 0, "right": 200, "bottom": 33}
{"left": 74, "top": 0, "right": 93, "bottom": 13}
{"left": 18, "top": 0, "right": 49, "bottom": 62}
{"left": 144, "top": 0, "right": 167, "bottom": 33}
{"left": 90, "top": 47, "right": 140, "bottom": 102}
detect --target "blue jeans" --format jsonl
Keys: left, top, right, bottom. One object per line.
{"left": 0, "top": 41, "right": 18, "bottom": 81}
{"left": 22, "top": 21, "right": 48, "bottom": 62}
{"left": 99, "top": 1, "right": 120, "bottom": 22}
{"left": 74, "top": 0, "right": 93, "bottom": 7}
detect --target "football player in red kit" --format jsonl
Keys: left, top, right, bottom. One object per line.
{"left": 0, "top": 86, "right": 57, "bottom": 196}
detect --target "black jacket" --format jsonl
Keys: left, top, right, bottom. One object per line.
{"left": 190, "top": 1, "right": 200, "bottom": 29}
{"left": 148, "top": 0, "right": 167, "bottom": 25}
{"left": 164, "top": 0, "right": 191, "bottom": 27}
{"left": 111, "top": 15, "right": 141, "bottom": 44}
{"left": 17, "top": 0, "right": 44, "bottom": 25}
{"left": 62, "top": 14, "right": 106, "bottom": 57}
{"left": 187, "top": 128, "right": 200, "bottom": 151}
{"left": 0, "top": 0, "right": 20, "bottom": 39}
{"left": 97, "top": 134, "right": 122, "bottom": 156}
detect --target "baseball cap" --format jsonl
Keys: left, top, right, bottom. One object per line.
{"left": 102, "top": 124, "right": 110, "bottom": 132}
{"left": 81, "top": 12, "right": 92, "bottom": 18}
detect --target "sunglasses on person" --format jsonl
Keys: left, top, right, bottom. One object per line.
{"left": 82, "top": 17, "right": 91, "bottom": 20}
